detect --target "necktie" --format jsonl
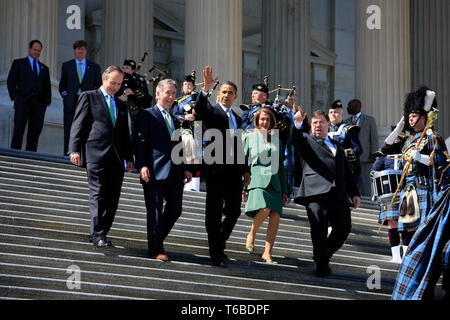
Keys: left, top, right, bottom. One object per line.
{"left": 163, "top": 109, "right": 174, "bottom": 135}
{"left": 77, "top": 62, "right": 83, "bottom": 95}
{"left": 33, "top": 59, "right": 38, "bottom": 78}
{"left": 226, "top": 108, "right": 235, "bottom": 132}
{"left": 106, "top": 95, "right": 116, "bottom": 126}
{"left": 353, "top": 115, "right": 358, "bottom": 125}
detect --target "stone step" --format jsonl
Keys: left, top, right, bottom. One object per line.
{"left": 0, "top": 238, "right": 393, "bottom": 300}
{"left": 3, "top": 149, "right": 437, "bottom": 300}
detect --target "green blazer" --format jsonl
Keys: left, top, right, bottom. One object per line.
{"left": 244, "top": 131, "right": 288, "bottom": 194}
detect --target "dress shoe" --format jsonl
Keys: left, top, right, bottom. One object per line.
{"left": 153, "top": 254, "right": 169, "bottom": 261}
{"left": 261, "top": 256, "right": 278, "bottom": 264}
{"left": 315, "top": 263, "right": 332, "bottom": 278}
{"left": 93, "top": 239, "right": 111, "bottom": 248}
{"left": 211, "top": 255, "right": 228, "bottom": 267}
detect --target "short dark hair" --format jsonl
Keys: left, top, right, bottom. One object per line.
{"left": 29, "top": 40, "right": 43, "bottom": 49}
{"left": 73, "top": 40, "right": 88, "bottom": 49}
{"left": 311, "top": 110, "right": 329, "bottom": 122}
{"left": 348, "top": 99, "right": 362, "bottom": 109}
{"left": 220, "top": 81, "right": 238, "bottom": 94}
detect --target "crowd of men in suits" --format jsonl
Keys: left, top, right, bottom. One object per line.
{"left": 5, "top": 38, "right": 375, "bottom": 272}
{"left": 7, "top": 40, "right": 448, "bottom": 298}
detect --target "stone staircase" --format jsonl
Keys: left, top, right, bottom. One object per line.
{"left": 0, "top": 148, "right": 445, "bottom": 300}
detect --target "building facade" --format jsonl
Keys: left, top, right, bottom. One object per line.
{"left": 0, "top": 0, "right": 448, "bottom": 155}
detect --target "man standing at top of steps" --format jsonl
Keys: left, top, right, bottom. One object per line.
{"left": 292, "top": 108, "right": 360, "bottom": 277}
{"left": 68, "top": 65, "right": 134, "bottom": 249}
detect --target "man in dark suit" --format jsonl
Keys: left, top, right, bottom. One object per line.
{"left": 345, "top": 99, "right": 379, "bottom": 196}
{"left": 68, "top": 65, "right": 134, "bottom": 248}
{"left": 293, "top": 108, "right": 360, "bottom": 277}
{"left": 194, "top": 66, "right": 251, "bottom": 267}
{"left": 134, "top": 79, "right": 192, "bottom": 261}
{"left": 7, "top": 40, "right": 51, "bottom": 152}
{"left": 59, "top": 40, "right": 102, "bottom": 156}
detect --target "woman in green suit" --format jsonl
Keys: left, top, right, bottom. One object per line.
{"left": 244, "top": 108, "right": 289, "bottom": 263}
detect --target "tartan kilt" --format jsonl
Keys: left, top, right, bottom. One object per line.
{"left": 392, "top": 186, "right": 449, "bottom": 300}
{"left": 398, "top": 176, "right": 432, "bottom": 230}
{"left": 378, "top": 198, "right": 404, "bottom": 230}
{"left": 443, "top": 240, "right": 450, "bottom": 292}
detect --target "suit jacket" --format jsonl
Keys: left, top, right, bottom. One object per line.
{"left": 59, "top": 59, "right": 102, "bottom": 113}
{"left": 7, "top": 57, "right": 51, "bottom": 106}
{"left": 244, "top": 131, "right": 287, "bottom": 194}
{"left": 68, "top": 88, "right": 133, "bottom": 167}
{"left": 293, "top": 128, "right": 360, "bottom": 206}
{"left": 194, "top": 92, "right": 249, "bottom": 176}
{"left": 134, "top": 105, "right": 184, "bottom": 181}
{"left": 345, "top": 113, "right": 378, "bottom": 163}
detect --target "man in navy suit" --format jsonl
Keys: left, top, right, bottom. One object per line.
{"left": 194, "top": 66, "right": 251, "bottom": 267}
{"left": 59, "top": 40, "right": 102, "bottom": 155}
{"left": 293, "top": 109, "right": 360, "bottom": 277}
{"left": 134, "top": 79, "right": 192, "bottom": 261}
{"left": 69, "top": 65, "right": 134, "bottom": 248}
{"left": 7, "top": 40, "right": 51, "bottom": 152}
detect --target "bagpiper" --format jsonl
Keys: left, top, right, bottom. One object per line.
{"left": 391, "top": 87, "right": 450, "bottom": 300}
{"left": 328, "top": 99, "right": 362, "bottom": 182}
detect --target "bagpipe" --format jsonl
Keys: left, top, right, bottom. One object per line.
{"left": 119, "top": 52, "right": 153, "bottom": 111}
{"left": 175, "top": 70, "right": 220, "bottom": 113}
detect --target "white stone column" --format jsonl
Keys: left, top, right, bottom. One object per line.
{"left": 261, "top": 0, "right": 311, "bottom": 113}
{"left": 355, "top": 0, "right": 411, "bottom": 135}
{"left": 102, "top": 0, "right": 154, "bottom": 71}
{"left": 411, "top": 0, "right": 450, "bottom": 139}
{"left": 0, "top": 0, "right": 58, "bottom": 78}
{"left": 184, "top": 0, "right": 243, "bottom": 103}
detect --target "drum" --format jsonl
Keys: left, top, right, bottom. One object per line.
{"left": 372, "top": 169, "right": 402, "bottom": 201}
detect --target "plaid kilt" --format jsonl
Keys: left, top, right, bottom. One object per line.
{"left": 399, "top": 176, "right": 431, "bottom": 230}
{"left": 378, "top": 199, "right": 404, "bottom": 230}
{"left": 392, "top": 186, "right": 450, "bottom": 300}
{"left": 443, "top": 240, "right": 450, "bottom": 292}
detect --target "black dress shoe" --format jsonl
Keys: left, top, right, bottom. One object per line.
{"left": 93, "top": 239, "right": 111, "bottom": 248}
{"left": 315, "top": 263, "right": 332, "bottom": 278}
{"left": 211, "top": 255, "right": 228, "bottom": 267}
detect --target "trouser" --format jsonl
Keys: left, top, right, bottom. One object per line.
{"left": 204, "top": 170, "right": 243, "bottom": 261}
{"left": 63, "top": 95, "right": 79, "bottom": 155}
{"left": 11, "top": 97, "right": 47, "bottom": 152}
{"left": 86, "top": 160, "right": 124, "bottom": 243}
{"left": 306, "top": 189, "right": 352, "bottom": 265}
{"left": 142, "top": 166, "right": 184, "bottom": 256}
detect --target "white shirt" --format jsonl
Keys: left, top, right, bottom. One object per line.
{"left": 202, "top": 90, "right": 237, "bottom": 129}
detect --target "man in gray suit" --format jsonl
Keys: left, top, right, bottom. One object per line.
{"left": 345, "top": 99, "right": 379, "bottom": 197}
{"left": 293, "top": 108, "right": 360, "bottom": 277}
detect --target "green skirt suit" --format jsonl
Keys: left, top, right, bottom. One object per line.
{"left": 243, "top": 131, "right": 288, "bottom": 218}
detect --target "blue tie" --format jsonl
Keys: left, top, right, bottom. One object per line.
{"left": 226, "top": 108, "right": 235, "bottom": 132}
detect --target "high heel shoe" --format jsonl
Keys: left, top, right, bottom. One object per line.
{"left": 246, "top": 245, "right": 254, "bottom": 253}
{"left": 261, "top": 256, "right": 278, "bottom": 264}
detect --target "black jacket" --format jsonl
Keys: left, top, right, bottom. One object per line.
{"left": 7, "top": 57, "right": 51, "bottom": 106}
{"left": 293, "top": 127, "right": 360, "bottom": 206}
{"left": 68, "top": 89, "right": 133, "bottom": 167}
